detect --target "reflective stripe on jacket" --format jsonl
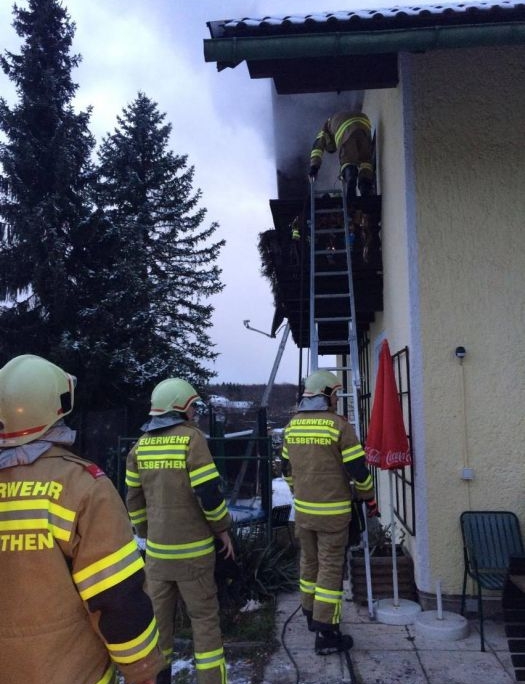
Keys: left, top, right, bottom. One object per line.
{"left": 282, "top": 410, "right": 374, "bottom": 532}
{"left": 310, "top": 111, "right": 372, "bottom": 169}
{"left": 0, "top": 445, "right": 162, "bottom": 684}
{"left": 126, "top": 422, "right": 231, "bottom": 581}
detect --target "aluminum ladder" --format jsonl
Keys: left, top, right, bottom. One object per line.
{"left": 308, "top": 182, "right": 362, "bottom": 439}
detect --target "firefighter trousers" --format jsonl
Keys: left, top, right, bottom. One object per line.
{"left": 147, "top": 570, "right": 227, "bottom": 684}
{"left": 296, "top": 524, "right": 349, "bottom": 630}
{"left": 339, "top": 128, "right": 372, "bottom": 173}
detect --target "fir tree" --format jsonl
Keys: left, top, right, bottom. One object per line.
{"left": 0, "top": 0, "right": 94, "bottom": 363}
{"left": 93, "top": 93, "right": 225, "bottom": 391}
{"left": 63, "top": 208, "right": 159, "bottom": 409}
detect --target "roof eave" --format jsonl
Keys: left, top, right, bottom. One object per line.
{"left": 204, "top": 21, "right": 525, "bottom": 69}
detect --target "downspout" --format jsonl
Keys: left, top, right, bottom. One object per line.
{"left": 204, "top": 22, "right": 525, "bottom": 67}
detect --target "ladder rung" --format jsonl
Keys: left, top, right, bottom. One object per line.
{"left": 316, "top": 270, "right": 348, "bottom": 276}
{"left": 315, "top": 293, "right": 348, "bottom": 299}
{"left": 315, "top": 208, "right": 343, "bottom": 215}
{"left": 318, "top": 340, "right": 350, "bottom": 346}
{"left": 314, "top": 249, "right": 345, "bottom": 255}
{"left": 314, "top": 227, "right": 345, "bottom": 235}
{"left": 319, "top": 366, "right": 353, "bottom": 371}
{"left": 315, "top": 316, "right": 351, "bottom": 322}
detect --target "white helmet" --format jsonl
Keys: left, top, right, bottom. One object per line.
{"left": 0, "top": 354, "right": 76, "bottom": 448}
{"left": 303, "top": 370, "right": 342, "bottom": 398}
{"left": 149, "top": 378, "right": 200, "bottom": 416}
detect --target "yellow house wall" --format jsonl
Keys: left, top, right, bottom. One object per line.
{"left": 363, "top": 72, "right": 427, "bottom": 585}
{"left": 364, "top": 45, "right": 525, "bottom": 595}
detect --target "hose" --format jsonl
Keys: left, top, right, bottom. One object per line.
{"left": 280, "top": 603, "right": 302, "bottom": 684}
{"left": 280, "top": 602, "right": 362, "bottom": 684}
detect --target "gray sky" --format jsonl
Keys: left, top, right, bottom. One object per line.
{"left": 0, "top": 0, "right": 439, "bottom": 385}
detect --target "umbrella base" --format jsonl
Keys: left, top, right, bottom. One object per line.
{"left": 415, "top": 610, "right": 469, "bottom": 641}
{"left": 375, "top": 597, "right": 422, "bottom": 625}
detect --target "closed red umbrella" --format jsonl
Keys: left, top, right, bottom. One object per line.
{"left": 365, "top": 340, "right": 419, "bottom": 621}
{"left": 365, "top": 339, "right": 410, "bottom": 469}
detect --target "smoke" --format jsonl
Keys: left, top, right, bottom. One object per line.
{"left": 272, "top": 90, "right": 364, "bottom": 199}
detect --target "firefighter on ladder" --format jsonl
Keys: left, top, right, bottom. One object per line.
{"left": 282, "top": 370, "right": 379, "bottom": 655}
{"left": 308, "top": 111, "right": 374, "bottom": 204}
{"left": 0, "top": 355, "right": 165, "bottom": 684}
{"left": 126, "top": 378, "right": 234, "bottom": 684}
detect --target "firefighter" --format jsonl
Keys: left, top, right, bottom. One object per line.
{"left": 308, "top": 111, "right": 374, "bottom": 202}
{"left": 0, "top": 354, "right": 165, "bottom": 684}
{"left": 282, "top": 370, "right": 379, "bottom": 655}
{"left": 126, "top": 378, "right": 234, "bottom": 684}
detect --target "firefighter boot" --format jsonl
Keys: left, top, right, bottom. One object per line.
{"left": 342, "top": 165, "right": 358, "bottom": 205}
{"left": 315, "top": 629, "right": 354, "bottom": 655}
{"left": 156, "top": 667, "right": 172, "bottom": 684}
{"left": 358, "top": 176, "right": 373, "bottom": 197}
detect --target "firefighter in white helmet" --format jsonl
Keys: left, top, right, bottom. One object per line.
{"left": 126, "top": 378, "right": 234, "bottom": 684}
{"left": 0, "top": 354, "right": 165, "bottom": 684}
{"left": 282, "top": 370, "right": 378, "bottom": 655}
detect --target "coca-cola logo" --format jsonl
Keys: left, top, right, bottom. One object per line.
{"left": 366, "top": 447, "right": 381, "bottom": 465}
{"left": 365, "top": 447, "right": 411, "bottom": 468}
{"left": 385, "top": 451, "right": 411, "bottom": 467}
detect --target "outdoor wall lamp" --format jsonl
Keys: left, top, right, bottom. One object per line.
{"left": 455, "top": 346, "right": 466, "bottom": 361}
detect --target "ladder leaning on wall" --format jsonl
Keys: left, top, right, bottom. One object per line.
{"left": 308, "top": 179, "right": 378, "bottom": 620}
{"left": 308, "top": 180, "right": 362, "bottom": 440}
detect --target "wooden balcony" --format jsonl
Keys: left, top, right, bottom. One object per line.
{"left": 260, "top": 194, "right": 382, "bottom": 351}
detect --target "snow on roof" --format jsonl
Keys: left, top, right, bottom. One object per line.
{"left": 209, "top": 2, "right": 525, "bottom": 36}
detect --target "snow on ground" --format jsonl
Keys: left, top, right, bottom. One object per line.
{"left": 272, "top": 476, "right": 294, "bottom": 520}
{"left": 119, "top": 659, "right": 253, "bottom": 684}
{"left": 228, "top": 476, "right": 294, "bottom": 523}
{"left": 168, "top": 658, "right": 255, "bottom": 684}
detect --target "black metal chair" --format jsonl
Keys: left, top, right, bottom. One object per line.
{"left": 460, "top": 510, "right": 524, "bottom": 651}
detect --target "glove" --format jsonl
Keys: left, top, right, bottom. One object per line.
{"left": 365, "top": 499, "right": 380, "bottom": 518}
{"left": 309, "top": 165, "right": 319, "bottom": 180}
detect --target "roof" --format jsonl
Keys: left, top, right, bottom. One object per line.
{"left": 208, "top": 2, "right": 525, "bottom": 37}
{"left": 205, "top": 1, "right": 525, "bottom": 93}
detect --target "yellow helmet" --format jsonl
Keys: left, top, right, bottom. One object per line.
{"left": 0, "top": 354, "right": 76, "bottom": 448}
{"left": 303, "top": 370, "right": 342, "bottom": 398}
{"left": 149, "top": 378, "right": 200, "bottom": 416}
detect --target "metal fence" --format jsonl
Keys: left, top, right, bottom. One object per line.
{"left": 113, "top": 417, "right": 276, "bottom": 542}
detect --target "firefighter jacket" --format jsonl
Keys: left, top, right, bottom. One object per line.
{"left": 282, "top": 400, "right": 374, "bottom": 533}
{"left": 126, "top": 419, "right": 231, "bottom": 582}
{"left": 0, "top": 444, "right": 165, "bottom": 684}
{"left": 310, "top": 111, "right": 373, "bottom": 176}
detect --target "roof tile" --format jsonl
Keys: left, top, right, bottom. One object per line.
{"left": 214, "top": 2, "right": 525, "bottom": 37}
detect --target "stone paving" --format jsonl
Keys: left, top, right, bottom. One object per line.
{"left": 261, "top": 591, "right": 516, "bottom": 684}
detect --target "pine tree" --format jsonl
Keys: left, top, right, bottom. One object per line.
{"left": 92, "top": 93, "right": 225, "bottom": 392}
{"left": 0, "top": 0, "right": 94, "bottom": 363}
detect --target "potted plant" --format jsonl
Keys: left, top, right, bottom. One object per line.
{"left": 348, "top": 517, "right": 417, "bottom": 605}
